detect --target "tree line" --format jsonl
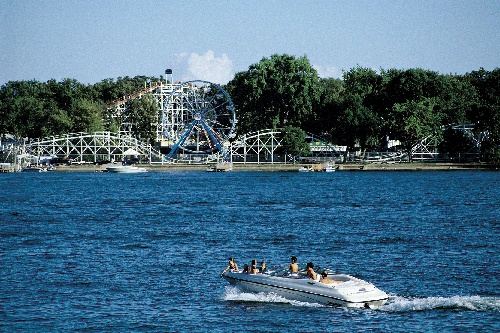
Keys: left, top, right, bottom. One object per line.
{"left": 226, "top": 54, "right": 499, "bottom": 162}
{"left": 1, "top": 54, "right": 499, "bottom": 162}
{"left": 0, "top": 76, "right": 161, "bottom": 141}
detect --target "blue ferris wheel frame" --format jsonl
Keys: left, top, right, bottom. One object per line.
{"left": 162, "top": 80, "right": 236, "bottom": 160}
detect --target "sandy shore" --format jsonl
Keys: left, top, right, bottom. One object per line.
{"left": 52, "top": 162, "right": 497, "bottom": 172}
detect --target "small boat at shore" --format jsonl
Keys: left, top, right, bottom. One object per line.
{"left": 106, "top": 165, "right": 147, "bottom": 173}
{"left": 207, "top": 162, "right": 233, "bottom": 172}
{"left": 22, "top": 167, "right": 46, "bottom": 172}
{"left": 323, "top": 163, "right": 336, "bottom": 172}
{"left": 298, "top": 166, "right": 313, "bottom": 172}
{"left": 221, "top": 266, "right": 388, "bottom": 308}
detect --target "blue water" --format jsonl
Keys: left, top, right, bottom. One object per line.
{"left": 1, "top": 170, "right": 499, "bottom": 332}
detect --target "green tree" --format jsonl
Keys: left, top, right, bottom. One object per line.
{"left": 125, "top": 95, "right": 158, "bottom": 143}
{"left": 281, "top": 125, "right": 310, "bottom": 161}
{"left": 332, "top": 93, "right": 381, "bottom": 149}
{"left": 389, "top": 97, "right": 442, "bottom": 162}
{"left": 93, "top": 78, "right": 121, "bottom": 104}
{"left": 438, "top": 126, "right": 474, "bottom": 161}
{"left": 0, "top": 80, "right": 46, "bottom": 138}
{"left": 310, "top": 78, "right": 344, "bottom": 136}
{"left": 0, "top": 82, "right": 17, "bottom": 137}
{"left": 379, "top": 68, "right": 445, "bottom": 134}
{"left": 41, "top": 99, "right": 72, "bottom": 136}
{"left": 226, "top": 54, "right": 321, "bottom": 134}
{"left": 335, "top": 67, "right": 383, "bottom": 149}
{"left": 381, "top": 68, "right": 444, "bottom": 105}
{"left": 437, "top": 75, "right": 477, "bottom": 125}
{"left": 465, "top": 68, "right": 500, "bottom": 163}
{"left": 326, "top": 67, "right": 379, "bottom": 149}
{"left": 70, "top": 98, "right": 105, "bottom": 133}
{"left": 343, "top": 66, "right": 381, "bottom": 98}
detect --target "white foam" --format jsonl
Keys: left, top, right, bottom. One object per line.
{"left": 223, "top": 287, "right": 500, "bottom": 312}
{"left": 222, "top": 286, "right": 324, "bottom": 307}
{"left": 379, "top": 295, "right": 500, "bottom": 312}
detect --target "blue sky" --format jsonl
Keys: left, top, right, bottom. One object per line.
{"left": 1, "top": 0, "right": 499, "bottom": 85}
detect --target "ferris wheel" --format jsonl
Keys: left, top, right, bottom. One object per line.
{"left": 161, "top": 80, "right": 237, "bottom": 159}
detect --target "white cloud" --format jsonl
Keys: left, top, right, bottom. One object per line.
{"left": 313, "top": 65, "right": 343, "bottom": 79}
{"left": 175, "top": 50, "right": 234, "bottom": 84}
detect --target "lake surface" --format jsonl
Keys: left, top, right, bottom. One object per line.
{"left": 1, "top": 170, "right": 499, "bottom": 332}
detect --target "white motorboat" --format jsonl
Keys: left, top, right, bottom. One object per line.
{"left": 106, "top": 165, "right": 147, "bottom": 173}
{"left": 323, "top": 163, "right": 336, "bottom": 172}
{"left": 298, "top": 166, "right": 313, "bottom": 172}
{"left": 22, "top": 167, "right": 46, "bottom": 172}
{"left": 207, "top": 162, "right": 233, "bottom": 172}
{"left": 221, "top": 266, "right": 388, "bottom": 308}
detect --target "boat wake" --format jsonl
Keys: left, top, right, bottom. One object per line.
{"left": 379, "top": 295, "right": 500, "bottom": 312}
{"left": 223, "top": 287, "right": 500, "bottom": 312}
{"left": 222, "top": 286, "right": 324, "bottom": 307}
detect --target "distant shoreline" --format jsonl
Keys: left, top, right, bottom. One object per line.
{"left": 51, "top": 162, "right": 498, "bottom": 172}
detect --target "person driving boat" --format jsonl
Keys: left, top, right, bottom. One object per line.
{"left": 221, "top": 257, "right": 239, "bottom": 275}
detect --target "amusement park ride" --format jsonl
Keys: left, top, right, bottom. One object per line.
{"left": 0, "top": 70, "right": 482, "bottom": 166}
{"left": 3, "top": 71, "right": 243, "bottom": 165}
{"left": 158, "top": 80, "right": 237, "bottom": 161}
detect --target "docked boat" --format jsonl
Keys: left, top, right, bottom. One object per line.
{"left": 298, "top": 166, "right": 313, "bottom": 172}
{"left": 106, "top": 165, "right": 147, "bottom": 173}
{"left": 221, "top": 266, "right": 388, "bottom": 308}
{"left": 22, "top": 167, "right": 46, "bottom": 172}
{"left": 207, "top": 162, "right": 233, "bottom": 172}
{"left": 323, "top": 163, "right": 336, "bottom": 172}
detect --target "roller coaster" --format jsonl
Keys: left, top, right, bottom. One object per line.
{"left": 0, "top": 76, "right": 483, "bottom": 166}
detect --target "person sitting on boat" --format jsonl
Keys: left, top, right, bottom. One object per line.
{"left": 242, "top": 264, "right": 249, "bottom": 273}
{"left": 249, "top": 259, "right": 259, "bottom": 274}
{"left": 319, "top": 271, "right": 337, "bottom": 284}
{"left": 259, "top": 261, "right": 267, "bottom": 273}
{"left": 221, "top": 257, "right": 239, "bottom": 275}
{"left": 290, "top": 256, "right": 299, "bottom": 273}
{"left": 306, "top": 262, "right": 317, "bottom": 281}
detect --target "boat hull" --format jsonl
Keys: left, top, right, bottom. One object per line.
{"left": 106, "top": 166, "right": 147, "bottom": 173}
{"left": 22, "top": 167, "right": 45, "bottom": 172}
{"left": 323, "top": 163, "right": 336, "bottom": 172}
{"left": 222, "top": 271, "right": 388, "bottom": 308}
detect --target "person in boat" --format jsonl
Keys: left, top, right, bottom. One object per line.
{"left": 242, "top": 264, "right": 249, "bottom": 273}
{"left": 290, "top": 256, "right": 299, "bottom": 273}
{"left": 221, "top": 257, "right": 239, "bottom": 275}
{"left": 249, "top": 259, "right": 259, "bottom": 274}
{"left": 319, "top": 271, "right": 336, "bottom": 284}
{"left": 259, "top": 261, "right": 267, "bottom": 273}
{"left": 306, "top": 262, "right": 317, "bottom": 280}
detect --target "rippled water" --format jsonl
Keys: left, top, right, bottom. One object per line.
{"left": 1, "top": 170, "right": 499, "bottom": 332}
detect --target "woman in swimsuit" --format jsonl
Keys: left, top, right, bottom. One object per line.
{"left": 221, "top": 257, "right": 239, "bottom": 275}
{"left": 249, "top": 259, "right": 259, "bottom": 274}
